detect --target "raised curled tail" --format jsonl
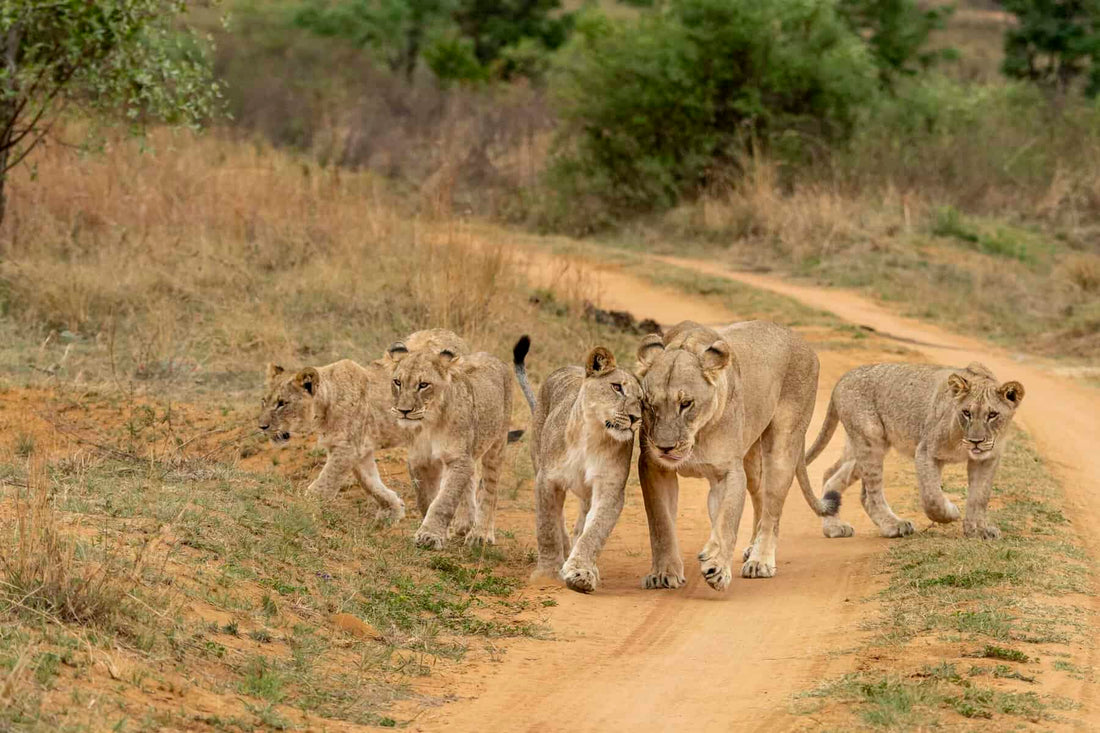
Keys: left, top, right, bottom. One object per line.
{"left": 513, "top": 335, "right": 536, "bottom": 415}
{"left": 804, "top": 396, "right": 839, "bottom": 466}
{"left": 796, "top": 448, "right": 840, "bottom": 517}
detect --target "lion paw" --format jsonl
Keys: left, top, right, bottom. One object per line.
{"left": 643, "top": 570, "right": 685, "bottom": 590}
{"left": 562, "top": 561, "right": 599, "bottom": 594}
{"left": 414, "top": 528, "right": 446, "bottom": 550}
{"left": 925, "top": 500, "right": 961, "bottom": 524}
{"left": 823, "top": 521, "right": 854, "bottom": 538}
{"left": 374, "top": 502, "right": 406, "bottom": 526}
{"left": 701, "top": 560, "right": 732, "bottom": 591}
{"left": 742, "top": 545, "right": 753, "bottom": 562}
{"left": 964, "top": 522, "right": 1001, "bottom": 540}
{"left": 463, "top": 529, "right": 495, "bottom": 547}
{"left": 448, "top": 520, "right": 473, "bottom": 540}
{"left": 881, "top": 520, "right": 915, "bottom": 538}
{"left": 741, "top": 559, "right": 776, "bottom": 579}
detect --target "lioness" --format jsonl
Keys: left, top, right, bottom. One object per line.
{"left": 513, "top": 336, "right": 643, "bottom": 593}
{"left": 259, "top": 329, "right": 469, "bottom": 524}
{"left": 389, "top": 344, "right": 513, "bottom": 549}
{"left": 636, "top": 320, "right": 840, "bottom": 591}
{"left": 805, "top": 362, "right": 1024, "bottom": 540}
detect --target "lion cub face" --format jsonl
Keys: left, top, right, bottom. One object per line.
{"left": 947, "top": 366, "right": 1025, "bottom": 461}
{"left": 259, "top": 363, "right": 319, "bottom": 445}
{"left": 636, "top": 333, "right": 731, "bottom": 467}
{"left": 580, "top": 347, "right": 643, "bottom": 443}
{"left": 389, "top": 349, "right": 457, "bottom": 428}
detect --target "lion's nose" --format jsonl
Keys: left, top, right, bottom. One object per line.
{"left": 655, "top": 442, "right": 677, "bottom": 453}
{"left": 967, "top": 437, "right": 984, "bottom": 446}
{"left": 397, "top": 408, "right": 413, "bottom": 417}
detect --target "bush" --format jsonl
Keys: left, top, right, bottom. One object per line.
{"left": 1001, "top": 0, "right": 1100, "bottom": 96}
{"left": 544, "top": 0, "right": 878, "bottom": 229}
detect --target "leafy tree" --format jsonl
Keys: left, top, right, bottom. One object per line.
{"left": 836, "top": 0, "right": 956, "bottom": 88}
{"left": 1000, "top": 0, "right": 1100, "bottom": 95}
{"left": 547, "top": 0, "right": 878, "bottom": 225}
{"left": 294, "top": 0, "right": 572, "bottom": 82}
{"left": 0, "top": 1, "right": 221, "bottom": 225}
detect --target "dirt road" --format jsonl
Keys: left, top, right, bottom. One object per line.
{"left": 414, "top": 251, "right": 1099, "bottom": 732}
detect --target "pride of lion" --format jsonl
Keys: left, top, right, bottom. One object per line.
{"left": 260, "top": 318, "right": 1025, "bottom": 594}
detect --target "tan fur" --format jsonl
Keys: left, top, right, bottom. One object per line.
{"left": 390, "top": 346, "right": 513, "bottom": 549}
{"left": 805, "top": 362, "right": 1025, "bottom": 540}
{"left": 258, "top": 329, "right": 469, "bottom": 525}
{"left": 636, "top": 320, "right": 830, "bottom": 591}
{"left": 514, "top": 338, "right": 642, "bottom": 593}
{"left": 259, "top": 359, "right": 408, "bottom": 523}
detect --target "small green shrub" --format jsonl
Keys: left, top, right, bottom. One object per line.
{"left": 545, "top": 0, "right": 878, "bottom": 230}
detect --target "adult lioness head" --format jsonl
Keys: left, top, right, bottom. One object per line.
{"left": 389, "top": 348, "right": 460, "bottom": 428}
{"left": 259, "top": 363, "right": 320, "bottom": 445}
{"left": 636, "top": 326, "right": 731, "bottom": 467}
{"left": 580, "top": 346, "right": 643, "bottom": 442}
{"left": 947, "top": 362, "right": 1025, "bottom": 461}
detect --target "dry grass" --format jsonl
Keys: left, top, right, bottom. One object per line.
{"left": 0, "top": 125, "right": 631, "bottom": 398}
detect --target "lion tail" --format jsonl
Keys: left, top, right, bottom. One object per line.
{"left": 513, "top": 335, "right": 536, "bottom": 415}
{"left": 796, "top": 445, "right": 841, "bottom": 517}
{"left": 804, "top": 396, "right": 839, "bottom": 466}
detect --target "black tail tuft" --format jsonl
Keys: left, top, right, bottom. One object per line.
{"left": 507, "top": 429, "right": 525, "bottom": 444}
{"left": 822, "top": 490, "right": 842, "bottom": 517}
{"left": 513, "top": 335, "right": 531, "bottom": 366}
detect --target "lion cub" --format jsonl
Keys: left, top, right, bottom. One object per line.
{"left": 806, "top": 362, "right": 1024, "bottom": 540}
{"left": 389, "top": 343, "right": 514, "bottom": 549}
{"left": 259, "top": 329, "right": 469, "bottom": 524}
{"left": 513, "top": 336, "right": 642, "bottom": 593}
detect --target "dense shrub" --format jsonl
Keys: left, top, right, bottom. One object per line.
{"left": 544, "top": 0, "right": 878, "bottom": 230}
{"left": 1001, "top": 0, "right": 1100, "bottom": 96}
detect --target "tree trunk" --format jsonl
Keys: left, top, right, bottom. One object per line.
{"left": 0, "top": 21, "right": 23, "bottom": 230}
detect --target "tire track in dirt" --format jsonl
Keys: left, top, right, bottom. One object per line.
{"left": 413, "top": 254, "right": 902, "bottom": 732}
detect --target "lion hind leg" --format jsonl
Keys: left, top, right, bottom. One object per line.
{"left": 821, "top": 439, "right": 859, "bottom": 538}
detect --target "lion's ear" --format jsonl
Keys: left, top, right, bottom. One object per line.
{"left": 266, "top": 363, "right": 285, "bottom": 383}
{"left": 437, "top": 349, "right": 460, "bottom": 371}
{"left": 947, "top": 373, "right": 970, "bottom": 398}
{"left": 295, "top": 367, "right": 319, "bottom": 396}
{"left": 998, "top": 380, "right": 1024, "bottom": 406}
{"left": 636, "top": 334, "right": 664, "bottom": 377}
{"left": 386, "top": 341, "right": 409, "bottom": 363}
{"left": 700, "top": 340, "right": 731, "bottom": 383}
{"left": 585, "top": 346, "right": 616, "bottom": 378}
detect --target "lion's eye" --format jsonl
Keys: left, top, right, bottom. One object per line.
{"left": 276, "top": 400, "right": 286, "bottom": 409}
{"left": 987, "top": 411, "right": 998, "bottom": 421}
{"left": 961, "top": 409, "right": 971, "bottom": 420}
{"left": 393, "top": 379, "right": 401, "bottom": 389}
{"left": 611, "top": 383, "right": 624, "bottom": 394}
{"left": 680, "top": 400, "right": 693, "bottom": 413}
{"left": 418, "top": 382, "right": 431, "bottom": 391}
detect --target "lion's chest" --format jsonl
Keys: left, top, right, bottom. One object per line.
{"left": 545, "top": 443, "right": 598, "bottom": 497}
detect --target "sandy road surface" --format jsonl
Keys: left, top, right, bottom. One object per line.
{"left": 413, "top": 251, "right": 1099, "bottom": 732}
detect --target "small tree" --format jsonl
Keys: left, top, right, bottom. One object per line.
{"left": 294, "top": 0, "right": 572, "bottom": 83}
{"left": 836, "top": 0, "right": 955, "bottom": 89}
{"left": 1001, "top": 0, "right": 1100, "bottom": 96}
{"left": 0, "top": 1, "right": 221, "bottom": 225}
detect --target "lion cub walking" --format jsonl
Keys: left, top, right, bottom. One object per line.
{"left": 389, "top": 343, "right": 513, "bottom": 549}
{"left": 806, "top": 362, "right": 1025, "bottom": 540}
{"left": 259, "top": 329, "right": 469, "bottom": 524}
{"left": 513, "top": 337, "right": 642, "bottom": 593}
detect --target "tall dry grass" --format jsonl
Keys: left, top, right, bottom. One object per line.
{"left": 0, "top": 127, "right": 603, "bottom": 394}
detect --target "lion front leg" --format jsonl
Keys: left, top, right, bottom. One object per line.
{"left": 639, "top": 452, "right": 685, "bottom": 589}
{"left": 532, "top": 472, "right": 567, "bottom": 581}
{"left": 561, "top": 475, "right": 626, "bottom": 594}
{"left": 307, "top": 445, "right": 355, "bottom": 500}
{"left": 916, "top": 442, "right": 960, "bottom": 524}
{"left": 698, "top": 463, "right": 748, "bottom": 591}
{"left": 964, "top": 454, "right": 1002, "bottom": 539}
{"left": 352, "top": 452, "right": 406, "bottom": 525}
{"left": 416, "top": 455, "right": 475, "bottom": 550}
